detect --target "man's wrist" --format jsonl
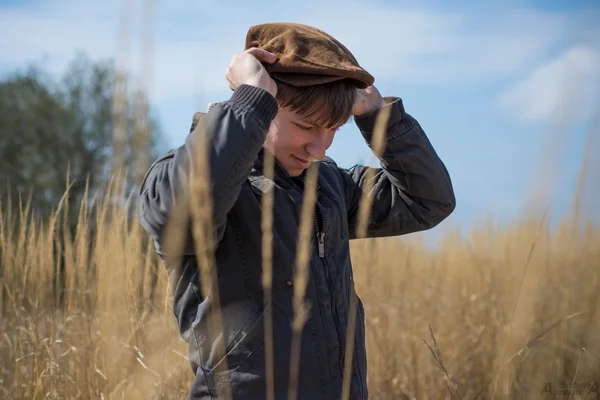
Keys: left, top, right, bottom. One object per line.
{"left": 355, "top": 97, "right": 387, "bottom": 117}
{"left": 242, "top": 79, "right": 277, "bottom": 98}
{"left": 354, "top": 97, "right": 403, "bottom": 133}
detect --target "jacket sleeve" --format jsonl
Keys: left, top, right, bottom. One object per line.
{"left": 340, "top": 96, "right": 456, "bottom": 239}
{"left": 137, "top": 84, "right": 279, "bottom": 256}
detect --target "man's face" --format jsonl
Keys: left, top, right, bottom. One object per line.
{"left": 264, "top": 106, "right": 342, "bottom": 177}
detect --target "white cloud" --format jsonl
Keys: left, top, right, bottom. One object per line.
{"left": 497, "top": 45, "right": 600, "bottom": 125}
{"left": 300, "top": 5, "right": 568, "bottom": 84}
{"left": 0, "top": 0, "right": 590, "bottom": 103}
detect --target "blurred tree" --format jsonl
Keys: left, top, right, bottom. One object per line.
{"left": 0, "top": 52, "right": 166, "bottom": 230}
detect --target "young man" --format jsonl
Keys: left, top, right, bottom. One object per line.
{"left": 139, "top": 23, "right": 455, "bottom": 399}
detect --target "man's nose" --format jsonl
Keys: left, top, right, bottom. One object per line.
{"left": 305, "top": 139, "right": 327, "bottom": 161}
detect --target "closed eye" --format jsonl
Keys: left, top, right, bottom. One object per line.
{"left": 294, "top": 121, "right": 342, "bottom": 133}
{"left": 294, "top": 122, "right": 315, "bottom": 131}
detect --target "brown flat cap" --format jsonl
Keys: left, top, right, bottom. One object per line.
{"left": 244, "top": 22, "right": 374, "bottom": 89}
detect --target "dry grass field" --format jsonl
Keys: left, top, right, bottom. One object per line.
{"left": 1, "top": 141, "right": 599, "bottom": 400}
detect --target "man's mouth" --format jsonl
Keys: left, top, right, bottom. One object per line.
{"left": 291, "top": 155, "right": 311, "bottom": 168}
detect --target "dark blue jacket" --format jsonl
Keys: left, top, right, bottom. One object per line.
{"left": 138, "top": 84, "right": 456, "bottom": 399}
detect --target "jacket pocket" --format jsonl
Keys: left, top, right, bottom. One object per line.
{"left": 210, "top": 298, "right": 266, "bottom": 387}
{"left": 208, "top": 280, "right": 292, "bottom": 390}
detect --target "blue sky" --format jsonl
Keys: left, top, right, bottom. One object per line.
{"left": 1, "top": 0, "right": 599, "bottom": 241}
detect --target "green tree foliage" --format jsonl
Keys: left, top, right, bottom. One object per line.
{"left": 0, "top": 52, "right": 166, "bottom": 230}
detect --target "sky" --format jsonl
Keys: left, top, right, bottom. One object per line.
{"left": 1, "top": 0, "right": 599, "bottom": 241}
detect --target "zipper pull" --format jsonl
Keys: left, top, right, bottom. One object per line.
{"left": 318, "top": 232, "right": 325, "bottom": 258}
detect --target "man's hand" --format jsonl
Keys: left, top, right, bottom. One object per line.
{"left": 352, "top": 85, "right": 386, "bottom": 117}
{"left": 226, "top": 48, "right": 279, "bottom": 97}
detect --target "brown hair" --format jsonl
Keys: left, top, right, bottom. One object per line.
{"left": 274, "top": 78, "right": 357, "bottom": 130}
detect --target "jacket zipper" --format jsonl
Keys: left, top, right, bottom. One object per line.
{"left": 273, "top": 164, "right": 350, "bottom": 395}
{"left": 314, "top": 205, "right": 346, "bottom": 379}
{"left": 315, "top": 206, "right": 357, "bottom": 400}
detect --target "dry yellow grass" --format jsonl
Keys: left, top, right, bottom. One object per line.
{"left": 1, "top": 157, "right": 598, "bottom": 400}
{"left": 1, "top": 90, "right": 600, "bottom": 400}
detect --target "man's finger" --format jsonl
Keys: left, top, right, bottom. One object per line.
{"left": 247, "top": 47, "right": 278, "bottom": 64}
